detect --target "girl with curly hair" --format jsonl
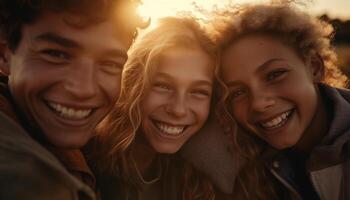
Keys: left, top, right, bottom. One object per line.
{"left": 205, "top": 2, "right": 350, "bottom": 199}
{"left": 88, "top": 16, "right": 221, "bottom": 200}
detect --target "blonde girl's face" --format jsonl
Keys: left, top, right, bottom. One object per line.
{"left": 222, "top": 33, "right": 320, "bottom": 150}
{"left": 141, "top": 47, "right": 214, "bottom": 154}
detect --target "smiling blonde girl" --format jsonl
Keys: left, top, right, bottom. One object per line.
{"left": 88, "top": 16, "right": 221, "bottom": 200}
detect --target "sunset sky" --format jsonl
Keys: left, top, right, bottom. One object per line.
{"left": 138, "top": 0, "right": 350, "bottom": 21}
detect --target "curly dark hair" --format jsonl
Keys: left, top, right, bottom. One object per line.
{"left": 209, "top": 2, "right": 348, "bottom": 88}
{"left": 0, "top": 0, "right": 147, "bottom": 51}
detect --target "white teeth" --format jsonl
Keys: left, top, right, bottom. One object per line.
{"left": 261, "top": 110, "right": 292, "bottom": 129}
{"left": 155, "top": 122, "right": 185, "bottom": 135}
{"left": 48, "top": 102, "right": 92, "bottom": 120}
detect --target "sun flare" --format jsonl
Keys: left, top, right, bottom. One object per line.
{"left": 137, "top": 0, "right": 350, "bottom": 24}
{"left": 137, "top": 0, "right": 232, "bottom": 21}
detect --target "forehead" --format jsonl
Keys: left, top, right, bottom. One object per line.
{"left": 21, "top": 11, "right": 130, "bottom": 51}
{"left": 156, "top": 47, "right": 214, "bottom": 80}
{"left": 221, "top": 33, "right": 301, "bottom": 80}
{"left": 222, "top": 33, "right": 291, "bottom": 64}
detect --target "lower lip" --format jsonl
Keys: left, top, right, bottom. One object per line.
{"left": 151, "top": 119, "right": 187, "bottom": 140}
{"left": 259, "top": 109, "right": 294, "bottom": 134}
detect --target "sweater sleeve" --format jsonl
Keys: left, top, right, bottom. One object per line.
{"left": 180, "top": 115, "right": 244, "bottom": 194}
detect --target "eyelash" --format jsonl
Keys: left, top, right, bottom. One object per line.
{"left": 191, "top": 89, "right": 210, "bottom": 97}
{"left": 40, "top": 49, "right": 70, "bottom": 60}
{"left": 153, "top": 82, "right": 211, "bottom": 98}
{"left": 99, "top": 61, "right": 123, "bottom": 73}
{"left": 154, "top": 82, "right": 171, "bottom": 91}
{"left": 229, "top": 88, "right": 247, "bottom": 100}
{"left": 267, "top": 69, "right": 288, "bottom": 81}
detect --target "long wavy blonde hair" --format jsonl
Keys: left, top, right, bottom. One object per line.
{"left": 210, "top": 1, "right": 348, "bottom": 199}
{"left": 89, "top": 16, "right": 219, "bottom": 199}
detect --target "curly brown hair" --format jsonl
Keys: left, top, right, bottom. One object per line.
{"left": 210, "top": 2, "right": 348, "bottom": 88}
{"left": 210, "top": 2, "right": 348, "bottom": 199}
{"left": 0, "top": 0, "right": 147, "bottom": 51}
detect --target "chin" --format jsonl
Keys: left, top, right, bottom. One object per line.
{"left": 153, "top": 144, "right": 182, "bottom": 154}
{"left": 270, "top": 141, "right": 295, "bottom": 150}
{"left": 48, "top": 135, "right": 89, "bottom": 149}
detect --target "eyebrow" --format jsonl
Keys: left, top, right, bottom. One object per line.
{"left": 255, "top": 58, "right": 286, "bottom": 74}
{"left": 226, "top": 58, "right": 285, "bottom": 88}
{"left": 33, "top": 32, "right": 128, "bottom": 60}
{"left": 34, "top": 32, "right": 82, "bottom": 48}
{"left": 156, "top": 72, "right": 213, "bottom": 87}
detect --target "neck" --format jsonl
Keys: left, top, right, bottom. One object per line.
{"left": 294, "top": 89, "right": 330, "bottom": 154}
{"left": 132, "top": 133, "right": 159, "bottom": 181}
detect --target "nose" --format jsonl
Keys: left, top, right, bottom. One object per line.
{"left": 165, "top": 93, "right": 188, "bottom": 118}
{"left": 250, "top": 90, "right": 276, "bottom": 113}
{"left": 64, "top": 60, "right": 98, "bottom": 99}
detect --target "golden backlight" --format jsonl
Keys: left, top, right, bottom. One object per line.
{"left": 138, "top": 0, "right": 350, "bottom": 22}
{"left": 138, "top": 0, "right": 230, "bottom": 21}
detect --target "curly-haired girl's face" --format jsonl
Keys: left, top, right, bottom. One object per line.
{"left": 141, "top": 47, "right": 214, "bottom": 154}
{"left": 222, "top": 33, "right": 322, "bottom": 149}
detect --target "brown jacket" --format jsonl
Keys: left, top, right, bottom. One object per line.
{"left": 0, "top": 110, "right": 96, "bottom": 200}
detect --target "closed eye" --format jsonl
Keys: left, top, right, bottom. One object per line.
{"left": 153, "top": 82, "right": 172, "bottom": 92}
{"left": 99, "top": 60, "right": 123, "bottom": 74}
{"left": 190, "top": 89, "right": 211, "bottom": 99}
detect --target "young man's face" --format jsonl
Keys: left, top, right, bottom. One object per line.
{"left": 141, "top": 47, "right": 213, "bottom": 154}
{"left": 222, "top": 33, "right": 320, "bottom": 150}
{"left": 1, "top": 12, "right": 128, "bottom": 148}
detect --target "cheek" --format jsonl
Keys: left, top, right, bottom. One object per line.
{"left": 99, "top": 74, "right": 122, "bottom": 103}
{"left": 278, "top": 71, "right": 316, "bottom": 99}
{"left": 192, "top": 100, "right": 211, "bottom": 124}
{"left": 9, "top": 68, "right": 52, "bottom": 99}
{"left": 231, "top": 101, "right": 249, "bottom": 124}
{"left": 141, "top": 91, "right": 168, "bottom": 114}
{"left": 280, "top": 77, "right": 318, "bottom": 111}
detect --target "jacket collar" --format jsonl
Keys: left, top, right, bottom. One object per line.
{"left": 264, "top": 84, "right": 350, "bottom": 171}
{"left": 308, "top": 84, "right": 350, "bottom": 170}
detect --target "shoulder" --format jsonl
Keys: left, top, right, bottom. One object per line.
{"left": 0, "top": 114, "right": 96, "bottom": 200}
{"left": 0, "top": 140, "right": 96, "bottom": 200}
{"left": 335, "top": 87, "right": 350, "bottom": 102}
{"left": 0, "top": 150, "right": 75, "bottom": 200}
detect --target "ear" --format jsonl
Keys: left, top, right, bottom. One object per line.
{"left": 309, "top": 53, "right": 324, "bottom": 82}
{"left": 0, "top": 41, "right": 11, "bottom": 75}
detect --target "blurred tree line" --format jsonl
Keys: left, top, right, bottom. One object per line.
{"left": 321, "top": 15, "right": 350, "bottom": 80}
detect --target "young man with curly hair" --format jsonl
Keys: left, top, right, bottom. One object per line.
{"left": 0, "top": 0, "right": 145, "bottom": 199}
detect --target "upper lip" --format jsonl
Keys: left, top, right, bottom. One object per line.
{"left": 151, "top": 118, "right": 190, "bottom": 127}
{"left": 45, "top": 100, "right": 99, "bottom": 110}
{"left": 252, "top": 109, "right": 293, "bottom": 124}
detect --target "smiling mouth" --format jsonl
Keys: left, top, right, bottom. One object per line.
{"left": 46, "top": 101, "right": 93, "bottom": 120}
{"left": 258, "top": 109, "right": 294, "bottom": 130}
{"left": 152, "top": 119, "right": 188, "bottom": 136}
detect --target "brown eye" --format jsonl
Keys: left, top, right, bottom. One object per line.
{"left": 229, "top": 88, "right": 247, "bottom": 101}
{"left": 153, "top": 82, "right": 171, "bottom": 92}
{"left": 40, "top": 49, "right": 70, "bottom": 60}
{"left": 267, "top": 70, "right": 288, "bottom": 81}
